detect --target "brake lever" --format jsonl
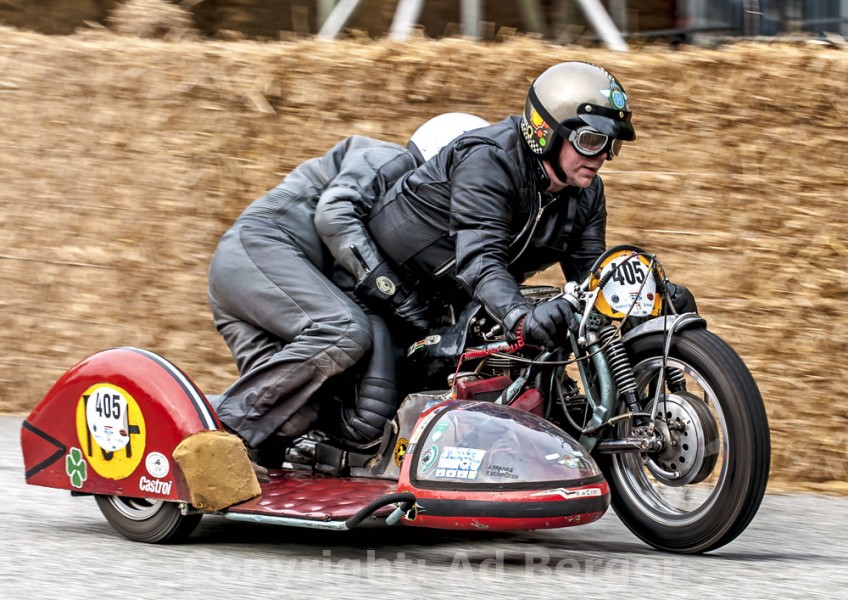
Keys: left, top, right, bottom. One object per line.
{"left": 562, "top": 281, "right": 596, "bottom": 344}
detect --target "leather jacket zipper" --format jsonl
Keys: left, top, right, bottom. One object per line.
{"left": 432, "top": 192, "right": 549, "bottom": 278}
{"left": 507, "top": 192, "right": 550, "bottom": 266}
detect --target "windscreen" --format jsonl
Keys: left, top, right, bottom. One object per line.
{"left": 411, "top": 401, "right": 601, "bottom": 487}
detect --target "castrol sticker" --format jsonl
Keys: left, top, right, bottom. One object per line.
{"left": 75, "top": 383, "right": 146, "bottom": 480}
{"left": 139, "top": 476, "right": 173, "bottom": 495}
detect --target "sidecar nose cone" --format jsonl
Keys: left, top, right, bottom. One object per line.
{"left": 397, "top": 401, "right": 609, "bottom": 531}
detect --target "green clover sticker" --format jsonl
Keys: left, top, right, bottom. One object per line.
{"left": 66, "top": 447, "right": 88, "bottom": 489}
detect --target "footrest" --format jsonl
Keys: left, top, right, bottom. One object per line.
{"left": 225, "top": 470, "right": 397, "bottom": 521}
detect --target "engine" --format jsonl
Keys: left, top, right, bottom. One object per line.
{"left": 461, "top": 284, "right": 563, "bottom": 381}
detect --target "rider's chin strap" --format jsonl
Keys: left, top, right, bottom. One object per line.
{"left": 544, "top": 137, "right": 570, "bottom": 187}
{"left": 550, "top": 160, "right": 569, "bottom": 188}
{"left": 532, "top": 156, "right": 552, "bottom": 191}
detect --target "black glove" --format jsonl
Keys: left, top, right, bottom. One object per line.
{"left": 666, "top": 282, "right": 698, "bottom": 314}
{"left": 392, "top": 290, "right": 431, "bottom": 332}
{"left": 518, "top": 298, "right": 580, "bottom": 349}
{"left": 354, "top": 262, "right": 430, "bottom": 331}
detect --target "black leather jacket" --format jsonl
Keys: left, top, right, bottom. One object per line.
{"left": 367, "top": 116, "right": 607, "bottom": 331}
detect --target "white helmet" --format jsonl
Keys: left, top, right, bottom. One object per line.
{"left": 408, "top": 112, "right": 490, "bottom": 163}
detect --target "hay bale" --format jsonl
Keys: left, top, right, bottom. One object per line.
{"left": 107, "top": 0, "right": 199, "bottom": 40}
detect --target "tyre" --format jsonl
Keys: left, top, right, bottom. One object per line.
{"left": 600, "top": 327, "right": 770, "bottom": 554}
{"left": 95, "top": 495, "right": 202, "bottom": 543}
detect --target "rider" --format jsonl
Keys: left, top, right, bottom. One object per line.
{"left": 366, "top": 61, "right": 696, "bottom": 351}
{"left": 206, "top": 113, "right": 489, "bottom": 475}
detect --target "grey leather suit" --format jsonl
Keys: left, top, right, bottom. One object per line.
{"left": 207, "top": 136, "right": 417, "bottom": 449}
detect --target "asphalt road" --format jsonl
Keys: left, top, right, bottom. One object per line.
{"left": 2, "top": 414, "right": 846, "bottom": 599}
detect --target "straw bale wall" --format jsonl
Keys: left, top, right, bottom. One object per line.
{"left": 0, "top": 25, "right": 845, "bottom": 491}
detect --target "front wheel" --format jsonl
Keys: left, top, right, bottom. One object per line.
{"left": 599, "top": 328, "right": 770, "bottom": 554}
{"left": 95, "top": 495, "right": 202, "bottom": 543}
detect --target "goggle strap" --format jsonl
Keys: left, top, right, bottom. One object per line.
{"left": 527, "top": 85, "right": 575, "bottom": 142}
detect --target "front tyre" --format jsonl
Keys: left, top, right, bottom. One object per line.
{"left": 95, "top": 495, "right": 202, "bottom": 543}
{"left": 601, "top": 328, "right": 770, "bottom": 554}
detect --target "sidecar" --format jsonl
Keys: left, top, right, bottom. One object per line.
{"left": 21, "top": 347, "right": 609, "bottom": 543}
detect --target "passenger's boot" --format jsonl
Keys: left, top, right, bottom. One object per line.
{"left": 219, "top": 422, "right": 271, "bottom": 484}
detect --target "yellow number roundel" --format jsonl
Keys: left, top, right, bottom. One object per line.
{"left": 589, "top": 249, "right": 664, "bottom": 319}
{"left": 75, "top": 383, "right": 146, "bottom": 480}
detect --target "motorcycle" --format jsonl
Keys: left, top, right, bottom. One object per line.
{"left": 20, "top": 244, "right": 769, "bottom": 554}
{"left": 407, "top": 244, "right": 771, "bottom": 553}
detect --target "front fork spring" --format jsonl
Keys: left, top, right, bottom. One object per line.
{"left": 665, "top": 366, "right": 687, "bottom": 392}
{"left": 653, "top": 269, "right": 687, "bottom": 393}
{"left": 598, "top": 325, "right": 636, "bottom": 396}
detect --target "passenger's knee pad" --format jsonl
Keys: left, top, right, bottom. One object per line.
{"left": 338, "top": 376, "right": 399, "bottom": 443}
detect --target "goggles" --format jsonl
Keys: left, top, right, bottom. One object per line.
{"left": 567, "top": 127, "right": 623, "bottom": 158}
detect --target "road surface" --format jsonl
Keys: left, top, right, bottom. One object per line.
{"left": 2, "top": 415, "right": 846, "bottom": 598}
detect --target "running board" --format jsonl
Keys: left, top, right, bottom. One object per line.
{"left": 223, "top": 491, "right": 415, "bottom": 530}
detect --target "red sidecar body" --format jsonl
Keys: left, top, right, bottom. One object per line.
{"left": 21, "top": 347, "right": 609, "bottom": 542}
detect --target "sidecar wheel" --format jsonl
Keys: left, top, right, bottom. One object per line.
{"left": 600, "top": 328, "right": 770, "bottom": 554}
{"left": 95, "top": 495, "right": 202, "bottom": 543}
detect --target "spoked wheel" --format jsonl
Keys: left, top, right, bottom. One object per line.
{"left": 600, "top": 327, "right": 770, "bottom": 554}
{"left": 95, "top": 495, "right": 202, "bottom": 543}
